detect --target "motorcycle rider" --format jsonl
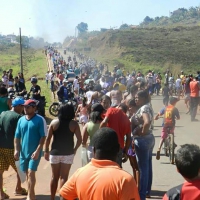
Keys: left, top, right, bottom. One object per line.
{"left": 57, "top": 79, "right": 69, "bottom": 102}
{"left": 29, "top": 77, "right": 41, "bottom": 100}
{"left": 29, "top": 77, "right": 45, "bottom": 117}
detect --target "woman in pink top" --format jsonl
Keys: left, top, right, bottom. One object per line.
{"left": 75, "top": 97, "right": 89, "bottom": 125}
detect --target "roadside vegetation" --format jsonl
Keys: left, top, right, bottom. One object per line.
{"left": 0, "top": 45, "right": 51, "bottom": 110}
{"left": 64, "top": 6, "right": 200, "bottom": 76}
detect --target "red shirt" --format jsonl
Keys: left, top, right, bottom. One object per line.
{"left": 163, "top": 179, "right": 200, "bottom": 200}
{"left": 190, "top": 80, "right": 199, "bottom": 97}
{"left": 105, "top": 107, "right": 131, "bottom": 148}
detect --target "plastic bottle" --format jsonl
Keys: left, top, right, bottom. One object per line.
{"left": 81, "top": 146, "right": 88, "bottom": 167}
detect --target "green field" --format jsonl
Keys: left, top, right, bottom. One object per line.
{"left": 0, "top": 46, "right": 52, "bottom": 110}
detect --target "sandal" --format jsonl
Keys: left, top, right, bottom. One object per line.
{"left": 156, "top": 150, "right": 160, "bottom": 160}
{"left": 0, "top": 192, "right": 9, "bottom": 200}
{"left": 14, "top": 188, "right": 28, "bottom": 195}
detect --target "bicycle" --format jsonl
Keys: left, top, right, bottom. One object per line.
{"left": 163, "top": 127, "right": 176, "bottom": 164}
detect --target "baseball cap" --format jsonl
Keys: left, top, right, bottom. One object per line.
{"left": 91, "top": 103, "right": 105, "bottom": 113}
{"left": 12, "top": 97, "right": 25, "bottom": 107}
{"left": 23, "top": 99, "right": 38, "bottom": 106}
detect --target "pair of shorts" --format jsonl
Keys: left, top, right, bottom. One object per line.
{"left": 185, "top": 93, "right": 190, "bottom": 101}
{"left": 49, "top": 154, "right": 74, "bottom": 164}
{"left": 0, "top": 148, "right": 17, "bottom": 171}
{"left": 79, "top": 115, "right": 88, "bottom": 124}
{"left": 161, "top": 127, "right": 175, "bottom": 139}
{"left": 20, "top": 155, "right": 42, "bottom": 172}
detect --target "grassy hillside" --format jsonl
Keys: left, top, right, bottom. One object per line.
{"left": 71, "top": 26, "right": 200, "bottom": 75}
{"left": 0, "top": 45, "right": 52, "bottom": 109}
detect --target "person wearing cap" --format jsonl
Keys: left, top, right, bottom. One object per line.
{"left": 82, "top": 104, "right": 105, "bottom": 162}
{"left": 60, "top": 127, "right": 140, "bottom": 200}
{"left": 0, "top": 97, "right": 27, "bottom": 199}
{"left": 14, "top": 99, "right": 47, "bottom": 200}
{"left": 154, "top": 96, "right": 180, "bottom": 160}
{"left": 57, "top": 79, "right": 69, "bottom": 102}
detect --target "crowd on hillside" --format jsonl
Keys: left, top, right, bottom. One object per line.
{"left": 0, "top": 47, "right": 200, "bottom": 200}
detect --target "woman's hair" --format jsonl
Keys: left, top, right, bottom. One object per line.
{"left": 0, "top": 87, "right": 8, "bottom": 95}
{"left": 58, "top": 104, "right": 75, "bottom": 121}
{"left": 90, "top": 109, "right": 104, "bottom": 123}
{"left": 127, "top": 98, "right": 137, "bottom": 108}
{"left": 101, "top": 95, "right": 111, "bottom": 105}
{"left": 136, "top": 90, "right": 150, "bottom": 104}
{"left": 82, "top": 97, "right": 87, "bottom": 107}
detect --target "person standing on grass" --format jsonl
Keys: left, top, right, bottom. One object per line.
{"left": 45, "top": 71, "right": 50, "bottom": 86}
{"left": 14, "top": 99, "right": 47, "bottom": 200}
{"left": 44, "top": 104, "right": 82, "bottom": 200}
{"left": 0, "top": 97, "right": 27, "bottom": 200}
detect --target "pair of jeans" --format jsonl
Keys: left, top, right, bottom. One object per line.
{"left": 134, "top": 134, "right": 155, "bottom": 200}
{"left": 190, "top": 97, "right": 199, "bottom": 120}
{"left": 163, "top": 96, "right": 169, "bottom": 106}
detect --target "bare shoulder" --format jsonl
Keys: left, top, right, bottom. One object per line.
{"left": 69, "top": 120, "right": 79, "bottom": 132}
{"left": 51, "top": 119, "right": 60, "bottom": 130}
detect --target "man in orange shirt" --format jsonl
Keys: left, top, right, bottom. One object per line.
{"left": 189, "top": 76, "right": 200, "bottom": 121}
{"left": 60, "top": 127, "right": 140, "bottom": 200}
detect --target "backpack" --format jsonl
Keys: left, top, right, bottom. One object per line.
{"left": 164, "top": 105, "right": 175, "bottom": 127}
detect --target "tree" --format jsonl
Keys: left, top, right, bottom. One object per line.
{"left": 119, "top": 24, "right": 129, "bottom": 29}
{"left": 143, "top": 16, "right": 154, "bottom": 24}
{"left": 77, "top": 22, "right": 88, "bottom": 35}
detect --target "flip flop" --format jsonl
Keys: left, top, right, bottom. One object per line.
{"left": 0, "top": 192, "right": 9, "bottom": 200}
{"left": 14, "top": 188, "right": 28, "bottom": 195}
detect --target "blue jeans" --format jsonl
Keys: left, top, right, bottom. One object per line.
{"left": 134, "top": 134, "right": 155, "bottom": 200}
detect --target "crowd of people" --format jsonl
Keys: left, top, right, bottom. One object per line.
{"left": 0, "top": 47, "right": 200, "bottom": 200}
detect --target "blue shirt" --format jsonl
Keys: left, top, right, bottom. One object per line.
{"left": 15, "top": 114, "right": 47, "bottom": 159}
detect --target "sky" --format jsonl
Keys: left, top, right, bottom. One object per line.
{"left": 0, "top": 0, "right": 199, "bottom": 43}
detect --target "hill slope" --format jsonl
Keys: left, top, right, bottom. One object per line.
{"left": 71, "top": 26, "right": 200, "bottom": 74}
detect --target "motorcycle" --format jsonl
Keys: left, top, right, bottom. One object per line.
{"left": 49, "top": 84, "right": 77, "bottom": 117}
{"left": 49, "top": 98, "right": 77, "bottom": 117}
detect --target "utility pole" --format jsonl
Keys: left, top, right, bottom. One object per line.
{"left": 19, "top": 28, "right": 23, "bottom": 74}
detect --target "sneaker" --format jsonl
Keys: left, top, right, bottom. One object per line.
{"left": 156, "top": 150, "right": 160, "bottom": 160}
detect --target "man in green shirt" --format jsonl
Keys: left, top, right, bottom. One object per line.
{"left": 0, "top": 97, "right": 27, "bottom": 199}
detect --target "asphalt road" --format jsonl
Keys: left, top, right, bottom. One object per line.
{"left": 3, "top": 51, "right": 200, "bottom": 200}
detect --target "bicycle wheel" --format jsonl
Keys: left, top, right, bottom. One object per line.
{"left": 169, "top": 134, "right": 175, "bottom": 164}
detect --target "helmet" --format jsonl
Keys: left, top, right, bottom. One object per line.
{"left": 31, "top": 77, "right": 37, "bottom": 83}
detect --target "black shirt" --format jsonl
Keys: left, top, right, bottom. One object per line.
{"left": 30, "top": 85, "right": 41, "bottom": 100}
{"left": 50, "top": 120, "right": 74, "bottom": 155}
{"left": 15, "top": 81, "right": 26, "bottom": 93}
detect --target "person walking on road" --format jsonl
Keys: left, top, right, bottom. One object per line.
{"left": 60, "top": 127, "right": 140, "bottom": 200}
{"left": 131, "top": 90, "right": 155, "bottom": 200}
{"left": 0, "top": 97, "right": 27, "bottom": 200}
{"left": 44, "top": 104, "right": 82, "bottom": 200}
{"left": 14, "top": 99, "right": 47, "bottom": 200}
{"left": 189, "top": 76, "right": 200, "bottom": 121}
